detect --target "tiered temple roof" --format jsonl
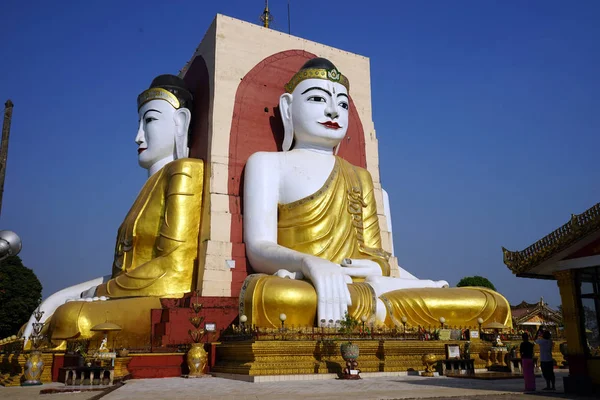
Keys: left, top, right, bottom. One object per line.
{"left": 502, "top": 203, "right": 600, "bottom": 275}
{"left": 511, "top": 298, "right": 562, "bottom": 327}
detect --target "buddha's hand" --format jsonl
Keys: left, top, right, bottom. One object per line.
{"left": 340, "top": 258, "right": 383, "bottom": 278}
{"left": 274, "top": 269, "right": 304, "bottom": 280}
{"left": 300, "top": 255, "right": 352, "bottom": 325}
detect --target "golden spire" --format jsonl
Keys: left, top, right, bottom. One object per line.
{"left": 260, "top": 0, "right": 273, "bottom": 28}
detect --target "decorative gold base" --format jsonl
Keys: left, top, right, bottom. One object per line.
{"left": 212, "top": 340, "right": 492, "bottom": 376}
{"left": 421, "top": 371, "right": 436, "bottom": 377}
{"left": 114, "top": 357, "right": 132, "bottom": 379}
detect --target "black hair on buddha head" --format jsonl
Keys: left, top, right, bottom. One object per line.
{"left": 298, "top": 57, "right": 338, "bottom": 71}
{"left": 149, "top": 74, "right": 193, "bottom": 109}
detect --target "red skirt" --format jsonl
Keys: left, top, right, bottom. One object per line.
{"left": 522, "top": 358, "right": 536, "bottom": 391}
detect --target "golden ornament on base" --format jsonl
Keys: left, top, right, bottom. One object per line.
{"left": 22, "top": 351, "right": 44, "bottom": 386}
{"left": 421, "top": 353, "right": 438, "bottom": 377}
{"left": 184, "top": 343, "right": 209, "bottom": 378}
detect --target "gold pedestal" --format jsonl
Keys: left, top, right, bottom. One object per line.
{"left": 212, "top": 340, "right": 491, "bottom": 376}
{"left": 40, "top": 353, "right": 54, "bottom": 383}
{"left": 114, "top": 357, "right": 132, "bottom": 379}
{"left": 0, "top": 353, "right": 26, "bottom": 386}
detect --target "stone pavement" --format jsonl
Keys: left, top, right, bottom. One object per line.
{"left": 1, "top": 371, "right": 596, "bottom": 399}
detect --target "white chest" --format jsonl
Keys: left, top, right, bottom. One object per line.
{"left": 278, "top": 152, "right": 336, "bottom": 204}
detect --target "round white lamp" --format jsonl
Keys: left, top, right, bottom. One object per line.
{"left": 279, "top": 313, "right": 287, "bottom": 330}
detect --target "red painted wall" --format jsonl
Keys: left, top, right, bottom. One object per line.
{"left": 51, "top": 354, "right": 65, "bottom": 382}
{"left": 151, "top": 296, "right": 238, "bottom": 348}
{"left": 127, "top": 354, "right": 186, "bottom": 379}
{"left": 227, "top": 50, "right": 368, "bottom": 296}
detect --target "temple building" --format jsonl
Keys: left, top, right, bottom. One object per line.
{"left": 510, "top": 298, "right": 562, "bottom": 337}
{"left": 503, "top": 202, "right": 600, "bottom": 394}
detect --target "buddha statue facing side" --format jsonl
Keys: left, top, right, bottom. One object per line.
{"left": 242, "top": 58, "right": 511, "bottom": 329}
{"left": 23, "top": 75, "right": 206, "bottom": 346}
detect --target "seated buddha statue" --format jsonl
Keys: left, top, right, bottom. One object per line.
{"left": 241, "top": 58, "right": 512, "bottom": 329}
{"left": 23, "top": 75, "right": 206, "bottom": 346}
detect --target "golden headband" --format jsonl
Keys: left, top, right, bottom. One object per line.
{"left": 137, "top": 88, "right": 180, "bottom": 111}
{"left": 284, "top": 67, "right": 350, "bottom": 94}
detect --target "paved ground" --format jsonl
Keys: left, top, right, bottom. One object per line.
{"left": 0, "top": 371, "right": 596, "bottom": 399}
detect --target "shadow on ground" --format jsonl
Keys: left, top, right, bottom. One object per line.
{"left": 389, "top": 371, "right": 596, "bottom": 400}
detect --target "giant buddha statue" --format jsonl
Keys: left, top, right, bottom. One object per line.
{"left": 242, "top": 58, "right": 511, "bottom": 329}
{"left": 23, "top": 75, "right": 206, "bottom": 346}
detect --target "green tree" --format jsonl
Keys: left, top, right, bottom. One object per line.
{"left": 456, "top": 275, "right": 496, "bottom": 291}
{"left": 0, "top": 255, "right": 43, "bottom": 338}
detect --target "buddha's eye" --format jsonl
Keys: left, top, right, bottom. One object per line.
{"left": 145, "top": 117, "right": 157, "bottom": 124}
{"left": 307, "top": 95, "right": 326, "bottom": 103}
{"left": 339, "top": 101, "right": 349, "bottom": 110}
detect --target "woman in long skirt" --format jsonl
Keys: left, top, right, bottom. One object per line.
{"left": 520, "top": 332, "right": 536, "bottom": 391}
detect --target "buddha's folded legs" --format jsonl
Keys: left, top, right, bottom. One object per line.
{"left": 242, "top": 275, "right": 512, "bottom": 329}
{"left": 380, "top": 287, "right": 512, "bottom": 329}
{"left": 48, "top": 297, "right": 162, "bottom": 348}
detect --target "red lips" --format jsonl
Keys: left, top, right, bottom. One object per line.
{"left": 319, "top": 121, "right": 341, "bottom": 129}
{"left": 138, "top": 148, "right": 146, "bottom": 154}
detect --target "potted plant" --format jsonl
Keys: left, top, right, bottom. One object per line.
{"left": 463, "top": 341, "right": 471, "bottom": 359}
{"left": 74, "top": 342, "right": 88, "bottom": 367}
{"left": 338, "top": 313, "right": 361, "bottom": 379}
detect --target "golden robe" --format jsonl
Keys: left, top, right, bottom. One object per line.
{"left": 48, "top": 158, "right": 205, "bottom": 344}
{"left": 242, "top": 157, "right": 512, "bottom": 329}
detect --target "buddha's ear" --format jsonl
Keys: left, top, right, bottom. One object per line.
{"left": 279, "top": 93, "right": 293, "bottom": 152}
{"left": 173, "top": 107, "right": 191, "bottom": 159}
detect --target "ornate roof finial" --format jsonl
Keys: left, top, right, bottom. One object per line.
{"left": 260, "top": 0, "right": 274, "bottom": 28}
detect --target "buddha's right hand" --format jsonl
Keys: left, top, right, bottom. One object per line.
{"left": 300, "top": 256, "right": 352, "bottom": 325}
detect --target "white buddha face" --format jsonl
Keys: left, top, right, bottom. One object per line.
{"left": 289, "top": 78, "right": 349, "bottom": 149}
{"left": 135, "top": 99, "right": 178, "bottom": 170}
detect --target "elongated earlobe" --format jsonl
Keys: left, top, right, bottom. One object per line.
{"left": 173, "top": 108, "right": 191, "bottom": 159}
{"left": 279, "top": 93, "right": 294, "bottom": 151}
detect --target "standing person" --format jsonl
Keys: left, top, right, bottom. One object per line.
{"left": 536, "top": 330, "right": 556, "bottom": 390}
{"left": 520, "top": 332, "right": 536, "bottom": 392}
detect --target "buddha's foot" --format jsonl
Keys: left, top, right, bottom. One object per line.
{"left": 380, "top": 286, "right": 512, "bottom": 328}
{"left": 48, "top": 297, "right": 162, "bottom": 348}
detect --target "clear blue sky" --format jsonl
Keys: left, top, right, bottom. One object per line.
{"left": 1, "top": 1, "right": 598, "bottom": 309}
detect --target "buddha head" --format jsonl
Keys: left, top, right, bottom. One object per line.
{"left": 280, "top": 58, "right": 350, "bottom": 151}
{"left": 136, "top": 74, "right": 193, "bottom": 171}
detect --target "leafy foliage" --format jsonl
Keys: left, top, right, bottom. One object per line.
{"left": 456, "top": 275, "right": 496, "bottom": 291}
{"left": 0, "top": 256, "right": 43, "bottom": 338}
{"left": 338, "top": 312, "right": 360, "bottom": 335}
